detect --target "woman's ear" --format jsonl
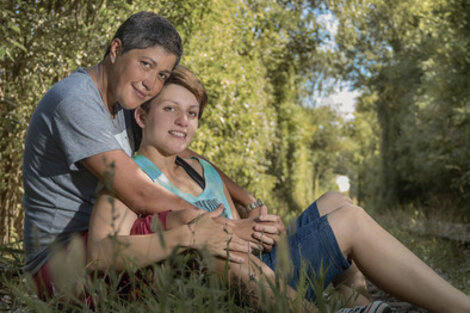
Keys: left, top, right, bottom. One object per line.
{"left": 109, "top": 38, "right": 123, "bottom": 64}
{"left": 134, "top": 107, "right": 147, "bottom": 129}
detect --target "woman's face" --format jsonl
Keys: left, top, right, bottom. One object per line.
{"left": 109, "top": 42, "right": 177, "bottom": 110}
{"left": 138, "top": 84, "right": 200, "bottom": 156}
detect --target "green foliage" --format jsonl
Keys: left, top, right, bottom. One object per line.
{"left": 0, "top": 0, "right": 137, "bottom": 244}
{"left": 1, "top": 0, "right": 343, "bottom": 244}
{"left": 330, "top": 0, "right": 470, "bottom": 216}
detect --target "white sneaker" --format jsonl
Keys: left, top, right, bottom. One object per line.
{"left": 337, "top": 300, "right": 392, "bottom": 313}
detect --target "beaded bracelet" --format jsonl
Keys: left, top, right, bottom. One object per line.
{"left": 246, "top": 198, "right": 263, "bottom": 213}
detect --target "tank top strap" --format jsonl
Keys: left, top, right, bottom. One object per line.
{"left": 133, "top": 154, "right": 162, "bottom": 180}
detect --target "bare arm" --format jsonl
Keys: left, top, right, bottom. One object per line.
{"left": 87, "top": 190, "right": 191, "bottom": 270}
{"left": 82, "top": 150, "right": 197, "bottom": 215}
{"left": 87, "top": 191, "right": 251, "bottom": 271}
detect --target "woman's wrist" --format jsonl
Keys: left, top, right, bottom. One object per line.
{"left": 241, "top": 195, "right": 257, "bottom": 208}
{"left": 247, "top": 206, "right": 261, "bottom": 218}
{"left": 244, "top": 199, "right": 264, "bottom": 217}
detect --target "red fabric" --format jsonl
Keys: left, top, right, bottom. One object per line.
{"left": 130, "top": 211, "right": 171, "bottom": 235}
{"left": 33, "top": 254, "right": 54, "bottom": 300}
{"left": 32, "top": 211, "right": 170, "bottom": 300}
{"left": 33, "top": 232, "right": 89, "bottom": 302}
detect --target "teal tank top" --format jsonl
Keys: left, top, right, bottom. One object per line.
{"left": 133, "top": 155, "right": 233, "bottom": 219}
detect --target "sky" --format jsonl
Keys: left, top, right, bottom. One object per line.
{"left": 314, "top": 11, "right": 360, "bottom": 120}
{"left": 325, "top": 87, "right": 360, "bottom": 120}
{"left": 336, "top": 175, "right": 351, "bottom": 192}
{"left": 318, "top": 11, "right": 356, "bottom": 191}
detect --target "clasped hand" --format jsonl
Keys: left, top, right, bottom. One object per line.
{"left": 214, "top": 205, "right": 286, "bottom": 252}
{"left": 167, "top": 203, "right": 285, "bottom": 259}
{"left": 187, "top": 206, "right": 253, "bottom": 263}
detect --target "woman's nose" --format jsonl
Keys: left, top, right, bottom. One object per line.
{"left": 142, "top": 72, "right": 163, "bottom": 94}
{"left": 175, "top": 112, "right": 188, "bottom": 126}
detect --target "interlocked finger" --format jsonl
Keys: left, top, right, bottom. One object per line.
{"left": 257, "top": 214, "right": 280, "bottom": 223}
{"left": 257, "top": 214, "right": 286, "bottom": 234}
{"left": 254, "top": 224, "right": 279, "bottom": 234}
{"left": 253, "top": 231, "right": 276, "bottom": 245}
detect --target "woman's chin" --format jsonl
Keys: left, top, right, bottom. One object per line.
{"left": 160, "top": 145, "right": 189, "bottom": 157}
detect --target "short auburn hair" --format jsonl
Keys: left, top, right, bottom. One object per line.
{"left": 141, "top": 65, "right": 208, "bottom": 119}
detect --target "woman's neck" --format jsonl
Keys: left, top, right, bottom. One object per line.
{"left": 87, "top": 61, "right": 116, "bottom": 117}
{"left": 138, "top": 145, "right": 179, "bottom": 177}
{"left": 138, "top": 143, "right": 204, "bottom": 198}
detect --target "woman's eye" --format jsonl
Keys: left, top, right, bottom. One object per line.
{"left": 163, "top": 106, "right": 175, "bottom": 112}
{"left": 141, "top": 61, "right": 151, "bottom": 68}
{"left": 159, "top": 73, "right": 169, "bottom": 80}
{"left": 189, "top": 111, "right": 198, "bottom": 117}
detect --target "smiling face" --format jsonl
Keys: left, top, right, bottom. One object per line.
{"left": 108, "top": 41, "right": 177, "bottom": 111}
{"left": 136, "top": 83, "right": 200, "bottom": 156}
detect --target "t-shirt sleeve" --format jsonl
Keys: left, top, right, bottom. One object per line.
{"left": 51, "top": 92, "right": 123, "bottom": 170}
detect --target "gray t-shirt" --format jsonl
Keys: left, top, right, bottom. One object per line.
{"left": 23, "top": 68, "right": 135, "bottom": 275}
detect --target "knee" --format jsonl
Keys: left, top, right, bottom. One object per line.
{"left": 319, "top": 191, "right": 353, "bottom": 206}
{"left": 333, "top": 204, "right": 369, "bottom": 233}
{"left": 316, "top": 191, "right": 353, "bottom": 215}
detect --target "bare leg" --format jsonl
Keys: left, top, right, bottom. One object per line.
{"left": 328, "top": 204, "right": 470, "bottom": 313}
{"left": 316, "top": 191, "right": 354, "bottom": 217}
{"left": 317, "top": 192, "right": 370, "bottom": 305}
{"left": 333, "top": 263, "right": 370, "bottom": 306}
{"left": 213, "top": 253, "right": 317, "bottom": 312}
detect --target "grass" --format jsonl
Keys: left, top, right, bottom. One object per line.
{"left": 0, "top": 239, "right": 341, "bottom": 312}
{"left": 1, "top": 206, "right": 469, "bottom": 312}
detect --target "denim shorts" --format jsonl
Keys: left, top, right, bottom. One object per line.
{"left": 260, "top": 201, "right": 351, "bottom": 302}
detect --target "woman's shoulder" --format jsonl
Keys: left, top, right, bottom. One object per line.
{"left": 44, "top": 68, "right": 104, "bottom": 117}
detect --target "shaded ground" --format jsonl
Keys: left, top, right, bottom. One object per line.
{"left": 368, "top": 281, "right": 427, "bottom": 313}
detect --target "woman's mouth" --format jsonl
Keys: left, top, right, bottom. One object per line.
{"left": 133, "top": 86, "right": 146, "bottom": 100}
{"left": 169, "top": 130, "right": 186, "bottom": 138}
